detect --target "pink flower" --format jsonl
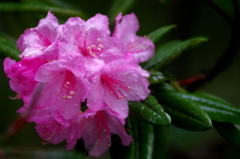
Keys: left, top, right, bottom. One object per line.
{"left": 60, "top": 14, "right": 126, "bottom": 64}
{"left": 4, "top": 12, "right": 152, "bottom": 156}
{"left": 66, "top": 108, "right": 132, "bottom": 157}
{"left": 17, "top": 11, "right": 60, "bottom": 60}
{"left": 87, "top": 56, "right": 150, "bottom": 119}
{"left": 112, "top": 13, "right": 155, "bottom": 63}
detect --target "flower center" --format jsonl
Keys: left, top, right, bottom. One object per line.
{"left": 95, "top": 111, "right": 111, "bottom": 147}
{"left": 56, "top": 71, "right": 75, "bottom": 100}
{"left": 101, "top": 74, "right": 130, "bottom": 101}
{"left": 82, "top": 38, "right": 104, "bottom": 57}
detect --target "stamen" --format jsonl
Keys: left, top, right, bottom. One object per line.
{"left": 94, "top": 111, "right": 111, "bottom": 147}
{"left": 82, "top": 38, "right": 104, "bottom": 57}
{"left": 128, "top": 37, "right": 150, "bottom": 53}
{"left": 41, "top": 117, "right": 63, "bottom": 142}
{"left": 101, "top": 74, "right": 130, "bottom": 100}
{"left": 56, "top": 71, "right": 76, "bottom": 100}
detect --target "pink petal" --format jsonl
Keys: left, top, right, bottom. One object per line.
{"left": 113, "top": 13, "right": 155, "bottom": 62}
{"left": 33, "top": 108, "right": 68, "bottom": 144}
{"left": 86, "top": 14, "right": 110, "bottom": 36}
{"left": 128, "top": 36, "right": 155, "bottom": 62}
{"left": 104, "top": 110, "right": 133, "bottom": 146}
{"left": 34, "top": 62, "right": 90, "bottom": 124}
{"left": 113, "top": 13, "right": 139, "bottom": 42}
{"left": 60, "top": 17, "right": 86, "bottom": 46}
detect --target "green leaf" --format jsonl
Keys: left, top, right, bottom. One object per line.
{"left": 148, "top": 24, "right": 177, "bottom": 43}
{"left": 43, "top": 0, "right": 85, "bottom": 12}
{"left": 108, "top": 0, "right": 136, "bottom": 23}
{"left": 156, "top": 92, "right": 212, "bottom": 131}
{"left": 148, "top": 71, "right": 175, "bottom": 84}
{"left": 129, "top": 116, "right": 139, "bottom": 159}
{"left": 151, "top": 82, "right": 177, "bottom": 92}
{"left": 141, "top": 38, "right": 208, "bottom": 71}
{"left": 153, "top": 126, "right": 169, "bottom": 159}
{"left": 129, "top": 95, "right": 171, "bottom": 126}
{"left": 0, "top": 37, "right": 21, "bottom": 61}
{"left": 214, "top": 122, "right": 240, "bottom": 149}
{"left": 138, "top": 121, "right": 154, "bottom": 159}
{"left": 175, "top": 92, "right": 240, "bottom": 124}
{"left": 0, "top": 3, "right": 86, "bottom": 19}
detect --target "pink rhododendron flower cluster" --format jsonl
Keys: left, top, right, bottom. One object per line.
{"left": 4, "top": 12, "right": 154, "bottom": 157}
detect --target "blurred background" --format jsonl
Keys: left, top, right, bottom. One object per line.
{"left": 0, "top": 0, "right": 240, "bottom": 158}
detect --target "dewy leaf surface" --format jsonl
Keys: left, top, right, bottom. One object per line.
{"left": 141, "top": 38, "right": 208, "bottom": 71}
{"left": 148, "top": 71, "right": 175, "bottom": 84}
{"left": 156, "top": 92, "right": 212, "bottom": 131}
{"left": 138, "top": 121, "right": 154, "bottom": 159}
{"left": 128, "top": 95, "right": 171, "bottom": 126}
{"left": 151, "top": 82, "right": 177, "bottom": 92}
{"left": 176, "top": 92, "right": 240, "bottom": 124}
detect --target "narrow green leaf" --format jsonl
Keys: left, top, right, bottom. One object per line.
{"left": 0, "top": 37, "right": 21, "bottom": 61}
{"left": 141, "top": 38, "right": 208, "bottom": 71}
{"left": 148, "top": 71, "right": 175, "bottom": 84}
{"left": 157, "top": 92, "right": 212, "bottom": 131}
{"left": 0, "top": 3, "right": 86, "bottom": 19}
{"left": 153, "top": 126, "right": 169, "bottom": 159}
{"left": 108, "top": 0, "right": 136, "bottom": 23}
{"left": 129, "top": 95, "right": 171, "bottom": 126}
{"left": 214, "top": 122, "right": 240, "bottom": 149}
{"left": 129, "top": 116, "right": 139, "bottom": 159}
{"left": 151, "top": 82, "right": 177, "bottom": 92}
{"left": 43, "top": 0, "right": 86, "bottom": 16}
{"left": 138, "top": 121, "right": 154, "bottom": 159}
{"left": 148, "top": 24, "right": 177, "bottom": 43}
{"left": 175, "top": 92, "right": 240, "bottom": 124}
